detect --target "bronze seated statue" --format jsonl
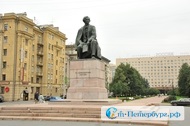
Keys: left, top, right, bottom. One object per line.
{"left": 75, "top": 16, "right": 101, "bottom": 60}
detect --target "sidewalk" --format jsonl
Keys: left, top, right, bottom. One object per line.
{"left": 0, "top": 96, "right": 168, "bottom": 107}
{"left": 116, "top": 95, "right": 168, "bottom": 106}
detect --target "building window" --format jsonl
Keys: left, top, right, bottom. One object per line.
{"left": 2, "top": 74, "right": 6, "bottom": 81}
{"left": 37, "top": 37, "right": 41, "bottom": 44}
{"left": 31, "top": 87, "right": 34, "bottom": 94}
{"left": 0, "top": 87, "right": 4, "bottom": 94}
{"left": 4, "top": 36, "right": 8, "bottom": 43}
{"left": 31, "top": 77, "right": 33, "bottom": 83}
{"left": 36, "top": 78, "right": 40, "bottom": 83}
{"left": 56, "top": 50, "right": 59, "bottom": 56}
{"left": 3, "top": 49, "right": 7, "bottom": 56}
{"left": 4, "top": 24, "right": 8, "bottom": 31}
{"left": 25, "top": 26, "right": 28, "bottom": 32}
{"left": 49, "top": 44, "right": 51, "bottom": 50}
{"left": 51, "top": 54, "right": 53, "bottom": 60}
{"left": 25, "top": 39, "right": 28, "bottom": 46}
{"left": 31, "top": 66, "right": 34, "bottom": 72}
{"left": 32, "top": 55, "right": 34, "bottom": 61}
{"left": 48, "top": 33, "right": 51, "bottom": 39}
{"left": 24, "top": 63, "right": 27, "bottom": 70}
{"left": 48, "top": 53, "right": 51, "bottom": 59}
{"left": 32, "top": 45, "right": 35, "bottom": 51}
{"left": 48, "top": 74, "right": 50, "bottom": 80}
{"left": 25, "top": 51, "right": 27, "bottom": 58}
{"left": 2, "top": 61, "right": 6, "bottom": 68}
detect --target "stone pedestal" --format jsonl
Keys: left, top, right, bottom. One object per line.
{"left": 67, "top": 59, "right": 108, "bottom": 99}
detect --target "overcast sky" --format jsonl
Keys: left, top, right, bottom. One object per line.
{"left": 1, "top": 0, "right": 190, "bottom": 63}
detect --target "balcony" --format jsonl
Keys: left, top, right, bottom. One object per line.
{"left": 0, "top": 30, "right": 4, "bottom": 33}
{"left": 37, "top": 61, "right": 43, "bottom": 66}
{"left": 37, "top": 41, "right": 43, "bottom": 46}
{"left": 36, "top": 72, "right": 43, "bottom": 76}
{"left": 37, "top": 51, "right": 43, "bottom": 56}
{"left": 54, "top": 43, "right": 63, "bottom": 49}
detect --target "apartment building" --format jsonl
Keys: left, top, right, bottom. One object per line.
{"left": 0, "top": 13, "right": 67, "bottom": 101}
{"left": 116, "top": 54, "right": 190, "bottom": 92}
{"left": 108, "top": 63, "right": 116, "bottom": 84}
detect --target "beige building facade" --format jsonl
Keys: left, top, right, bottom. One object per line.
{"left": 108, "top": 63, "right": 116, "bottom": 84}
{"left": 0, "top": 13, "right": 67, "bottom": 101}
{"left": 116, "top": 54, "right": 190, "bottom": 92}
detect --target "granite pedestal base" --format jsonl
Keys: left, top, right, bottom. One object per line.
{"left": 67, "top": 59, "right": 108, "bottom": 99}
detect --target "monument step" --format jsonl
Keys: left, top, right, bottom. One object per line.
{"left": 0, "top": 116, "right": 168, "bottom": 126}
{"left": 0, "top": 106, "right": 101, "bottom": 111}
{"left": 0, "top": 113, "right": 100, "bottom": 118}
{"left": 0, "top": 109, "right": 101, "bottom": 114}
{"left": 0, "top": 106, "right": 101, "bottom": 119}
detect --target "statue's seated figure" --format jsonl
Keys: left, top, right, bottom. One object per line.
{"left": 75, "top": 16, "right": 101, "bottom": 59}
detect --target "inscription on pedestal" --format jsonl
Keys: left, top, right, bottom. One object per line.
{"left": 76, "top": 71, "right": 91, "bottom": 78}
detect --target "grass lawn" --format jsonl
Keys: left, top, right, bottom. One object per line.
{"left": 176, "top": 96, "right": 187, "bottom": 100}
{"left": 108, "top": 96, "right": 132, "bottom": 102}
{"left": 109, "top": 96, "right": 145, "bottom": 102}
{"left": 109, "top": 96, "right": 127, "bottom": 100}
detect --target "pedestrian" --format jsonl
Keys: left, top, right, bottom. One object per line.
{"left": 34, "top": 92, "right": 39, "bottom": 104}
{"left": 38, "top": 94, "right": 45, "bottom": 103}
{"left": 64, "top": 95, "right": 67, "bottom": 99}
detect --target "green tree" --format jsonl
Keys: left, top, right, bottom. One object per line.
{"left": 110, "top": 63, "right": 130, "bottom": 96}
{"left": 178, "top": 63, "right": 190, "bottom": 97}
{"left": 109, "top": 63, "right": 149, "bottom": 97}
{"left": 148, "top": 88, "right": 160, "bottom": 95}
{"left": 167, "top": 88, "right": 180, "bottom": 96}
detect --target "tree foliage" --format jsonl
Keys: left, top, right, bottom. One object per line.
{"left": 178, "top": 63, "right": 190, "bottom": 97}
{"left": 147, "top": 88, "right": 160, "bottom": 95}
{"left": 110, "top": 63, "right": 151, "bottom": 97}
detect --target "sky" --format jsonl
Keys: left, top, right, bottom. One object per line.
{"left": 1, "top": 0, "right": 190, "bottom": 64}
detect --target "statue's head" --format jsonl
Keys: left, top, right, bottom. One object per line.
{"left": 83, "top": 16, "right": 90, "bottom": 24}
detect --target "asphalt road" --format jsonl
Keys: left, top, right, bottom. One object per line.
{"left": 0, "top": 120, "right": 152, "bottom": 126}
{"left": 0, "top": 100, "right": 35, "bottom": 105}
{"left": 169, "top": 106, "right": 190, "bottom": 126}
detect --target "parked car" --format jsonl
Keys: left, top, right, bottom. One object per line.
{"left": 127, "top": 97, "right": 134, "bottom": 100}
{"left": 171, "top": 98, "right": 190, "bottom": 106}
{"left": 49, "top": 96, "right": 64, "bottom": 102}
{"left": 43, "top": 96, "right": 51, "bottom": 101}
{"left": 0, "top": 95, "right": 4, "bottom": 102}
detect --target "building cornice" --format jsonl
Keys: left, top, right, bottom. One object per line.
{"left": 17, "top": 30, "right": 34, "bottom": 38}
{"left": 18, "top": 16, "right": 35, "bottom": 26}
{"left": 42, "top": 27, "right": 67, "bottom": 40}
{"left": 3, "top": 13, "right": 35, "bottom": 26}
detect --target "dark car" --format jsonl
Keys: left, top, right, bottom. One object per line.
{"left": 171, "top": 98, "right": 190, "bottom": 106}
{"left": 43, "top": 96, "right": 51, "bottom": 101}
{"left": 49, "top": 96, "right": 64, "bottom": 102}
{"left": 0, "top": 95, "right": 4, "bottom": 102}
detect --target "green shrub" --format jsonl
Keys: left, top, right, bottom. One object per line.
{"left": 134, "top": 96, "right": 141, "bottom": 99}
{"left": 163, "top": 95, "right": 176, "bottom": 103}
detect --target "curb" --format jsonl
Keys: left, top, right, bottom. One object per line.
{"left": 0, "top": 116, "right": 168, "bottom": 126}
